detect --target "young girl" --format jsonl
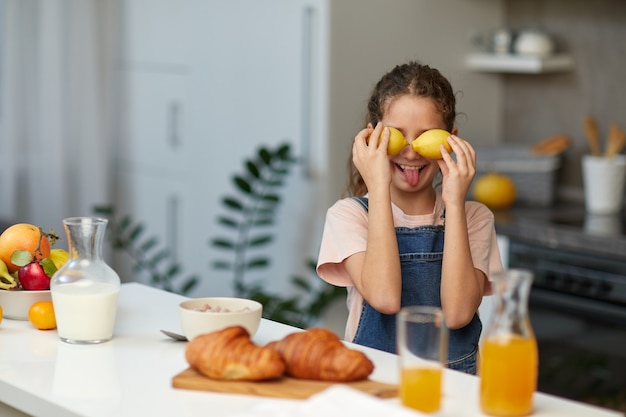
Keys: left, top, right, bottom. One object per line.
{"left": 316, "top": 61, "right": 502, "bottom": 374}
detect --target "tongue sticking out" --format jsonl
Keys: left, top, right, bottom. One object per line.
{"left": 404, "top": 167, "right": 420, "bottom": 186}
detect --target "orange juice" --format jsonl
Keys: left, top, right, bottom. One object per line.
{"left": 400, "top": 366, "right": 442, "bottom": 413}
{"left": 479, "top": 334, "right": 538, "bottom": 416}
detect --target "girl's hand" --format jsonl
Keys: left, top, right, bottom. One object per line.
{"left": 352, "top": 123, "right": 393, "bottom": 193}
{"left": 437, "top": 135, "right": 476, "bottom": 207}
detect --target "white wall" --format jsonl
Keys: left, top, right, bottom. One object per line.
{"left": 324, "top": 0, "right": 506, "bottom": 206}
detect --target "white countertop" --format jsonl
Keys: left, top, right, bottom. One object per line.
{"left": 0, "top": 283, "right": 620, "bottom": 417}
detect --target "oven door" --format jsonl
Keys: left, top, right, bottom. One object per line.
{"left": 508, "top": 240, "right": 626, "bottom": 412}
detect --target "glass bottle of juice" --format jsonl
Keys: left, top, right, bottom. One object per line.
{"left": 479, "top": 269, "right": 538, "bottom": 417}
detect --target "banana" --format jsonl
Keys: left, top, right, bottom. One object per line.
{"left": 0, "top": 259, "right": 17, "bottom": 289}
{"left": 49, "top": 249, "right": 69, "bottom": 270}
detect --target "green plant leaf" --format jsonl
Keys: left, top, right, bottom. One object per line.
{"left": 245, "top": 258, "right": 269, "bottom": 269}
{"left": 181, "top": 278, "right": 199, "bottom": 294}
{"left": 119, "top": 216, "right": 132, "bottom": 231}
{"left": 260, "top": 194, "right": 280, "bottom": 203}
{"left": 291, "top": 277, "right": 310, "bottom": 291}
{"left": 223, "top": 197, "right": 244, "bottom": 211}
{"left": 212, "top": 238, "right": 235, "bottom": 249}
{"left": 245, "top": 160, "right": 260, "bottom": 178}
{"left": 10, "top": 250, "right": 33, "bottom": 267}
{"left": 258, "top": 148, "right": 271, "bottom": 164}
{"left": 249, "top": 235, "right": 272, "bottom": 246}
{"left": 128, "top": 224, "right": 145, "bottom": 241}
{"left": 252, "top": 219, "right": 273, "bottom": 227}
{"left": 213, "top": 260, "right": 233, "bottom": 270}
{"left": 139, "top": 237, "right": 159, "bottom": 252}
{"left": 234, "top": 176, "right": 252, "bottom": 194}
{"left": 148, "top": 249, "right": 170, "bottom": 267}
{"left": 217, "top": 216, "right": 239, "bottom": 228}
{"left": 166, "top": 264, "right": 181, "bottom": 276}
{"left": 40, "top": 257, "right": 57, "bottom": 277}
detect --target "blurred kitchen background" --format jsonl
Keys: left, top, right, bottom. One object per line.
{"left": 2, "top": 0, "right": 624, "bottom": 296}
{"left": 1, "top": 0, "right": 626, "bottom": 410}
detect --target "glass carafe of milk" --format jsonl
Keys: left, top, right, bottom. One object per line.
{"left": 51, "top": 217, "right": 120, "bottom": 344}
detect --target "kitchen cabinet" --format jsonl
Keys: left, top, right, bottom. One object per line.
{"left": 115, "top": 0, "right": 328, "bottom": 295}
{"left": 114, "top": 0, "right": 507, "bottom": 297}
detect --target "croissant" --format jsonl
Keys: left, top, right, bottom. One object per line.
{"left": 267, "top": 327, "right": 374, "bottom": 382}
{"left": 185, "top": 326, "right": 285, "bottom": 381}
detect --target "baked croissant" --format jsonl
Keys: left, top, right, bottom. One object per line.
{"left": 185, "top": 326, "right": 285, "bottom": 381}
{"left": 267, "top": 327, "right": 374, "bottom": 382}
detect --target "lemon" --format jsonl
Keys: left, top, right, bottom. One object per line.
{"left": 412, "top": 129, "right": 452, "bottom": 159}
{"left": 369, "top": 126, "right": 409, "bottom": 155}
{"left": 386, "top": 127, "right": 409, "bottom": 155}
{"left": 49, "top": 248, "right": 69, "bottom": 270}
{"left": 472, "top": 173, "right": 516, "bottom": 210}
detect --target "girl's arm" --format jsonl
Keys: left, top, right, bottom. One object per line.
{"left": 438, "top": 136, "right": 486, "bottom": 329}
{"left": 343, "top": 125, "right": 403, "bottom": 314}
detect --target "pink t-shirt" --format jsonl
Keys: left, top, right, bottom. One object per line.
{"left": 316, "top": 193, "right": 502, "bottom": 342}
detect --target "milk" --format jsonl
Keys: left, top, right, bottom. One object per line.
{"left": 52, "top": 282, "right": 119, "bottom": 343}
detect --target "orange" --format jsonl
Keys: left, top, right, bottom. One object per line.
{"left": 28, "top": 301, "right": 57, "bottom": 330}
{"left": 0, "top": 223, "right": 51, "bottom": 273}
{"left": 472, "top": 173, "right": 517, "bottom": 210}
{"left": 0, "top": 305, "right": 3, "bottom": 325}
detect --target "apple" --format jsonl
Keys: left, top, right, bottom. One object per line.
{"left": 18, "top": 262, "right": 51, "bottom": 290}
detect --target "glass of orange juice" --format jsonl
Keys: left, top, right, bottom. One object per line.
{"left": 397, "top": 306, "right": 448, "bottom": 414}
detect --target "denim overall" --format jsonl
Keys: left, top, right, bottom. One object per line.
{"left": 351, "top": 197, "right": 481, "bottom": 374}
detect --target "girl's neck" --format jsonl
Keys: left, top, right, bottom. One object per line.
{"left": 391, "top": 187, "right": 437, "bottom": 215}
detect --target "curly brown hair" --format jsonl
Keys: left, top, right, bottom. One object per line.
{"left": 345, "top": 61, "right": 457, "bottom": 197}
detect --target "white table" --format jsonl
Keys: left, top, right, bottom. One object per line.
{"left": 0, "top": 283, "right": 621, "bottom": 417}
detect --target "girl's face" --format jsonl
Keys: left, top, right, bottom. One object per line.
{"left": 381, "top": 95, "right": 448, "bottom": 196}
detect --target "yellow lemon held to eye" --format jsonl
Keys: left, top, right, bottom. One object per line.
{"left": 386, "top": 127, "right": 410, "bottom": 155}
{"left": 368, "top": 126, "right": 409, "bottom": 155}
{"left": 472, "top": 173, "right": 517, "bottom": 210}
{"left": 411, "top": 129, "right": 452, "bottom": 159}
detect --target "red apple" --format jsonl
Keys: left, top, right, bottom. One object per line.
{"left": 18, "top": 262, "right": 50, "bottom": 290}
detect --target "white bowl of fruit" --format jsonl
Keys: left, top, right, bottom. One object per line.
{"left": 0, "top": 223, "right": 68, "bottom": 320}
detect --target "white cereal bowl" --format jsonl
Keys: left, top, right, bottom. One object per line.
{"left": 0, "top": 289, "right": 52, "bottom": 320}
{"left": 178, "top": 297, "right": 262, "bottom": 341}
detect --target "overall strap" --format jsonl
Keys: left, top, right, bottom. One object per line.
{"left": 353, "top": 196, "right": 369, "bottom": 211}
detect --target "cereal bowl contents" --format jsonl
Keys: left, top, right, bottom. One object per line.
{"left": 179, "top": 297, "right": 262, "bottom": 341}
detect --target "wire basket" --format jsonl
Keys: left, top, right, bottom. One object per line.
{"left": 473, "top": 146, "right": 561, "bottom": 207}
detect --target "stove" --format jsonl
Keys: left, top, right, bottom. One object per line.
{"left": 505, "top": 237, "right": 626, "bottom": 412}
{"left": 509, "top": 240, "right": 626, "bottom": 325}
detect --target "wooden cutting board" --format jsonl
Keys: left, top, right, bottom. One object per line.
{"left": 172, "top": 368, "right": 398, "bottom": 400}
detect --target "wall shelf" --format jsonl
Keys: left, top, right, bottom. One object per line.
{"left": 465, "top": 53, "right": 575, "bottom": 74}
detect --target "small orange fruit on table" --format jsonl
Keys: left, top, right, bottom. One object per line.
{"left": 28, "top": 301, "right": 57, "bottom": 330}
